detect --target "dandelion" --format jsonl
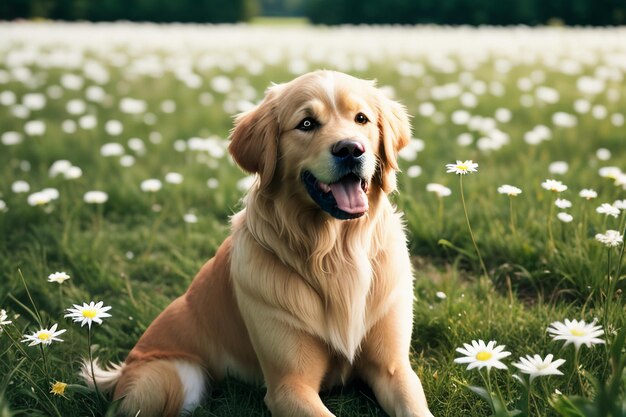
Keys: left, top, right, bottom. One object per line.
{"left": 83, "top": 191, "right": 108, "bottom": 204}
{"left": 579, "top": 189, "right": 597, "bottom": 200}
{"left": 50, "top": 381, "right": 68, "bottom": 398}
{"left": 141, "top": 179, "right": 162, "bottom": 193}
{"left": 0, "top": 309, "right": 12, "bottom": 331}
{"left": 596, "top": 203, "right": 620, "bottom": 218}
{"left": 445, "top": 160, "right": 478, "bottom": 175}
{"left": 595, "top": 230, "right": 623, "bottom": 247}
{"left": 454, "top": 340, "right": 511, "bottom": 371}
{"left": 48, "top": 272, "right": 70, "bottom": 284}
{"left": 65, "top": 301, "right": 112, "bottom": 329}
{"left": 513, "top": 354, "right": 565, "bottom": 382}
{"left": 497, "top": 185, "right": 522, "bottom": 196}
{"left": 557, "top": 212, "right": 573, "bottom": 223}
{"left": 21, "top": 324, "right": 66, "bottom": 347}
{"left": 547, "top": 319, "right": 604, "bottom": 351}
{"left": 555, "top": 198, "right": 572, "bottom": 209}
{"left": 541, "top": 179, "right": 568, "bottom": 193}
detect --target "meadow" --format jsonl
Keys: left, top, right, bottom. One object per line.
{"left": 0, "top": 22, "right": 625, "bottom": 417}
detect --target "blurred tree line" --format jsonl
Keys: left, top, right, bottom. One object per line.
{"left": 1, "top": 0, "right": 624, "bottom": 25}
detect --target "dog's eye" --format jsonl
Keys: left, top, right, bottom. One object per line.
{"left": 355, "top": 112, "right": 369, "bottom": 125}
{"left": 296, "top": 117, "right": 318, "bottom": 132}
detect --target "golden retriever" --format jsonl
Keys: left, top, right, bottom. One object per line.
{"left": 86, "top": 70, "right": 434, "bottom": 417}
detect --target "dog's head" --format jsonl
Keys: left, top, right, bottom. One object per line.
{"left": 229, "top": 70, "right": 410, "bottom": 220}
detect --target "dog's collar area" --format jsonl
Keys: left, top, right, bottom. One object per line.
{"left": 302, "top": 171, "right": 368, "bottom": 220}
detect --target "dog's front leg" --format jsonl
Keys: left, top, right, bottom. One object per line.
{"left": 357, "top": 299, "right": 434, "bottom": 417}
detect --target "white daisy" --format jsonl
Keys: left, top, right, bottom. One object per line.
{"left": 426, "top": 183, "right": 452, "bottom": 197}
{"left": 595, "top": 230, "right": 623, "bottom": 247}
{"left": 22, "top": 324, "right": 66, "bottom": 346}
{"left": 541, "top": 179, "right": 567, "bottom": 193}
{"left": 454, "top": 340, "right": 511, "bottom": 371}
{"left": 165, "top": 172, "right": 184, "bottom": 184}
{"left": 65, "top": 301, "right": 112, "bottom": 329}
{"left": 446, "top": 160, "right": 479, "bottom": 175}
{"left": 596, "top": 203, "right": 620, "bottom": 218}
{"left": 83, "top": 191, "right": 108, "bottom": 204}
{"left": 555, "top": 198, "right": 572, "bottom": 209}
{"left": 547, "top": 319, "right": 604, "bottom": 351}
{"left": 512, "top": 354, "right": 566, "bottom": 382}
{"left": 140, "top": 179, "right": 162, "bottom": 193}
{"left": 183, "top": 213, "right": 198, "bottom": 224}
{"left": 0, "top": 309, "right": 12, "bottom": 332}
{"left": 557, "top": 212, "right": 573, "bottom": 223}
{"left": 614, "top": 200, "right": 626, "bottom": 210}
{"left": 497, "top": 185, "right": 522, "bottom": 196}
{"left": 48, "top": 272, "right": 70, "bottom": 284}
{"left": 579, "top": 189, "right": 597, "bottom": 200}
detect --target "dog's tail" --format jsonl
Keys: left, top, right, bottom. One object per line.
{"left": 80, "top": 359, "right": 125, "bottom": 394}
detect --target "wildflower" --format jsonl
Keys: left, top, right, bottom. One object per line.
{"left": 426, "top": 183, "right": 452, "bottom": 197}
{"left": 598, "top": 167, "right": 621, "bottom": 180}
{"left": 541, "top": 179, "right": 567, "bottom": 193}
{"left": 27, "top": 191, "right": 52, "bottom": 206}
{"left": 0, "top": 199, "right": 7, "bottom": 213}
{"left": 614, "top": 200, "right": 626, "bottom": 210}
{"left": 446, "top": 160, "right": 478, "bottom": 175}
{"left": 512, "top": 354, "right": 566, "bottom": 382}
{"left": 100, "top": 143, "right": 125, "bottom": 157}
{"left": 407, "top": 165, "right": 422, "bottom": 178}
{"left": 555, "top": 198, "right": 572, "bottom": 209}
{"left": 50, "top": 381, "right": 68, "bottom": 397}
{"left": 497, "top": 185, "right": 522, "bottom": 196}
{"left": 183, "top": 213, "right": 198, "bottom": 224}
{"left": 454, "top": 340, "right": 511, "bottom": 371}
{"left": 207, "top": 178, "right": 219, "bottom": 189}
{"left": 579, "top": 189, "right": 597, "bottom": 200}
{"left": 48, "top": 272, "right": 70, "bottom": 284}
{"left": 165, "top": 172, "right": 184, "bottom": 184}
{"left": 49, "top": 160, "right": 72, "bottom": 178}
{"left": 595, "top": 230, "right": 623, "bottom": 247}
{"left": 236, "top": 176, "right": 255, "bottom": 192}
{"left": 436, "top": 291, "right": 447, "bottom": 299}
{"left": 0, "top": 309, "right": 12, "bottom": 331}
{"left": 65, "top": 301, "right": 112, "bottom": 329}
{"left": 104, "top": 120, "right": 123, "bottom": 136}
{"left": 549, "top": 161, "right": 569, "bottom": 175}
{"left": 596, "top": 203, "right": 620, "bottom": 218}
{"left": 557, "top": 212, "right": 573, "bottom": 223}
{"left": 547, "top": 319, "right": 604, "bottom": 351}
{"left": 596, "top": 148, "right": 611, "bottom": 161}
{"left": 12, "top": 180, "right": 30, "bottom": 193}
{"left": 83, "top": 191, "right": 108, "bottom": 204}
{"left": 64, "top": 166, "right": 83, "bottom": 180}
{"left": 21, "top": 324, "right": 66, "bottom": 346}
{"left": 140, "top": 179, "right": 162, "bottom": 193}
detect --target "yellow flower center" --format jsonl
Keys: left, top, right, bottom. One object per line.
{"left": 82, "top": 309, "right": 97, "bottom": 319}
{"left": 38, "top": 332, "right": 50, "bottom": 341}
{"left": 476, "top": 351, "right": 493, "bottom": 361}
{"left": 50, "top": 381, "right": 68, "bottom": 397}
{"left": 458, "top": 164, "right": 468, "bottom": 171}
{"left": 570, "top": 329, "right": 585, "bottom": 337}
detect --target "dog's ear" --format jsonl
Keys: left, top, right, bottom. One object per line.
{"left": 228, "top": 86, "right": 282, "bottom": 190}
{"left": 376, "top": 93, "right": 411, "bottom": 193}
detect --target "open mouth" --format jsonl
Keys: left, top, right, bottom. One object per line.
{"left": 302, "top": 171, "right": 369, "bottom": 220}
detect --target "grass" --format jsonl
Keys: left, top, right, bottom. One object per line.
{"left": 0, "top": 23, "right": 625, "bottom": 417}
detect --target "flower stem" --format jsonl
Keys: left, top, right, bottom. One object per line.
{"left": 87, "top": 327, "right": 103, "bottom": 402}
{"left": 509, "top": 196, "right": 517, "bottom": 237}
{"left": 459, "top": 176, "right": 489, "bottom": 279}
{"left": 603, "top": 249, "right": 612, "bottom": 334}
{"left": 547, "top": 200, "right": 556, "bottom": 252}
{"left": 39, "top": 345, "right": 49, "bottom": 380}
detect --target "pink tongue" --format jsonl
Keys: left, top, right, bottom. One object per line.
{"left": 329, "top": 177, "right": 368, "bottom": 214}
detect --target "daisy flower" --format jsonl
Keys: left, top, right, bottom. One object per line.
{"left": 596, "top": 203, "right": 620, "bottom": 218}
{"left": 22, "top": 324, "right": 66, "bottom": 346}
{"left": 426, "top": 183, "right": 452, "bottom": 197}
{"left": 50, "top": 381, "right": 68, "bottom": 398}
{"left": 547, "top": 319, "right": 604, "bottom": 351}
{"left": 48, "top": 271, "right": 70, "bottom": 284}
{"left": 614, "top": 200, "right": 626, "bottom": 210}
{"left": 595, "top": 230, "right": 623, "bottom": 247}
{"left": 497, "top": 185, "right": 522, "bottom": 196}
{"left": 512, "top": 354, "right": 566, "bottom": 382}
{"left": 83, "top": 191, "right": 108, "bottom": 204}
{"left": 140, "top": 179, "right": 162, "bottom": 193}
{"left": 579, "top": 189, "right": 597, "bottom": 200}
{"left": 557, "top": 212, "right": 573, "bottom": 223}
{"left": 446, "top": 160, "right": 478, "bottom": 175}
{"left": 454, "top": 340, "right": 511, "bottom": 371}
{"left": 0, "top": 309, "right": 12, "bottom": 331}
{"left": 555, "top": 198, "right": 572, "bottom": 209}
{"left": 541, "top": 179, "right": 567, "bottom": 193}
{"left": 165, "top": 172, "right": 184, "bottom": 184}
{"left": 65, "top": 301, "right": 112, "bottom": 328}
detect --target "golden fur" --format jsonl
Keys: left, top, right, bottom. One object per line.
{"left": 85, "top": 70, "right": 433, "bottom": 417}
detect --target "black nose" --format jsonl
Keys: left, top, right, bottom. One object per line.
{"left": 331, "top": 140, "right": 365, "bottom": 159}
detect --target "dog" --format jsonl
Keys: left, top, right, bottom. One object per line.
{"left": 86, "top": 70, "right": 434, "bottom": 417}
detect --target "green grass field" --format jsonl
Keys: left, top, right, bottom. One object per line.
{"left": 0, "top": 23, "right": 625, "bottom": 417}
